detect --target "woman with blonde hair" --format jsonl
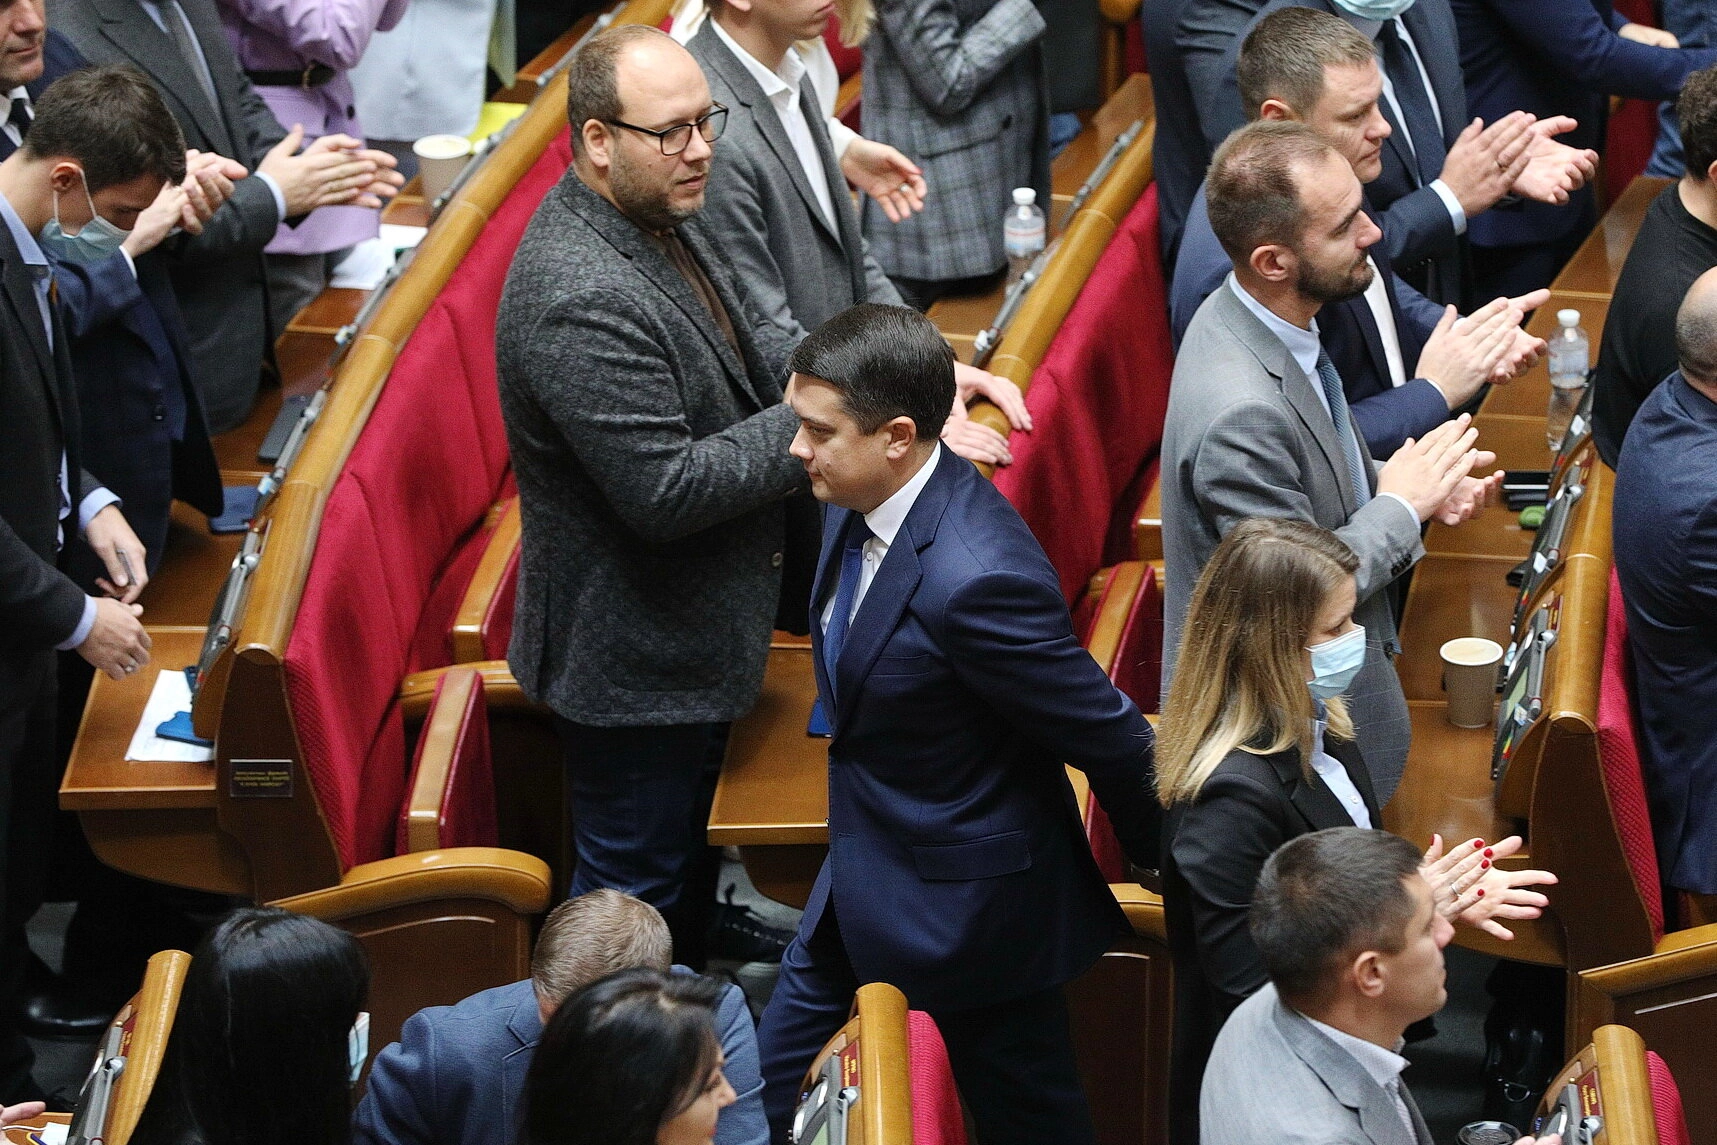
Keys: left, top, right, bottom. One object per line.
{"left": 1158, "top": 517, "right": 1555, "bottom": 1143}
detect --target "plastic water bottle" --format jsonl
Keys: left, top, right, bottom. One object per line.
{"left": 1546, "top": 309, "right": 1589, "bottom": 451}
{"left": 1003, "top": 187, "right": 1046, "bottom": 286}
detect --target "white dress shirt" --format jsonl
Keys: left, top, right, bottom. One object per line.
{"left": 710, "top": 20, "right": 838, "bottom": 232}
{"left": 820, "top": 444, "right": 941, "bottom": 633}
{"left": 1305, "top": 1016, "right": 1418, "bottom": 1140}
{"left": 1309, "top": 712, "right": 1373, "bottom": 828}
{"left": 1358, "top": 257, "right": 1408, "bottom": 388}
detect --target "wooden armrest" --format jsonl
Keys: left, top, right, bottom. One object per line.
{"left": 401, "top": 668, "right": 498, "bottom": 853}
{"left": 1112, "top": 882, "right": 1166, "bottom": 940}
{"left": 835, "top": 72, "right": 861, "bottom": 121}
{"left": 451, "top": 498, "right": 521, "bottom": 664}
{"left": 1085, "top": 561, "right": 1147, "bottom": 675}
{"left": 270, "top": 847, "right": 552, "bottom": 917}
{"left": 108, "top": 949, "right": 192, "bottom": 1145}
{"left": 1133, "top": 478, "right": 1163, "bottom": 562}
{"left": 400, "top": 661, "right": 548, "bottom": 721}
{"left": 1100, "top": 0, "right": 1140, "bottom": 22}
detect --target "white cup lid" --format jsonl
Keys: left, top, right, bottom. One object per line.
{"left": 414, "top": 133, "right": 473, "bottom": 160}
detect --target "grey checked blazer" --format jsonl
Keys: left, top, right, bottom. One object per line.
{"left": 859, "top": 0, "right": 1050, "bottom": 283}
{"left": 1161, "top": 281, "right": 1423, "bottom": 801}
{"left": 53, "top": 0, "right": 295, "bottom": 434}
{"left": 1200, "top": 984, "right": 1434, "bottom": 1145}
{"left": 688, "top": 23, "right": 902, "bottom": 343}
{"left": 496, "top": 172, "right": 807, "bottom": 726}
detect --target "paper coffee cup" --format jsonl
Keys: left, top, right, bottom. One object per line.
{"left": 1440, "top": 637, "right": 1504, "bottom": 728}
{"left": 413, "top": 134, "right": 473, "bottom": 203}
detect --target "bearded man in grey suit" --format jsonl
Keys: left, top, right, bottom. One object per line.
{"left": 1201, "top": 829, "right": 1555, "bottom": 1145}
{"left": 1161, "top": 121, "right": 1506, "bottom": 803}
{"left": 683, "top": 0, "right": 1031, "bottom": 467}
{"left": 496, "top": 25, "right": 807, "bottom": 966}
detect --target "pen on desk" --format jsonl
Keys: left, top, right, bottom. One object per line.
{"left": 116, "top": 549, "right": 136, "bottom": 594}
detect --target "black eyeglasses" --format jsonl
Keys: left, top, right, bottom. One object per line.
{"left": 605, "top": 104, "right": 728, "bottom": 156}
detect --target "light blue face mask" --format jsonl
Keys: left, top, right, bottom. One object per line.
{"left": 348, "top": 1011, "right": 370, "bottom": 1085}
{"left": 1329, "top": 0, "right": 1416, "bottom": 23}
{"left": 39, "top": 170, "right": 131, "bottom": 265}
{"left": 1307, "top": 624, "right": 1366, "bottom": 700}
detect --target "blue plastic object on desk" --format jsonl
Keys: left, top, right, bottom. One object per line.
{"left": 156, "top": 710, "right": 212, "bottom": 749}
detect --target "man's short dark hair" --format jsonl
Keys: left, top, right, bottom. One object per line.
{"left": 1237, "top": 7, "right": 1376, "bottom": 121}
{"left": 566, "top": 24, "right": 667, "bottom": 142}
{"left": 1206, "top": 120, "right": 1337, "bottom": 265}
{"left": 24, "top": 65, "right": 186, "bottom": 191}
{"left": 789, "top": 303, "right": 955, "bottom": 440}
{"left": 1250, "top": 828, "right": 1424, "bottom": 1006}
{"left": 1679, "top": 64, "right": 1717, "bottom": 181}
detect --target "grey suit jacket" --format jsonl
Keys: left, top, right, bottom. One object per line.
{"left": 1201, "top": 984, "right": 1433, "bottom": 1145}
{"left": 859, "top": 0, "right": 1050, "bottom": 282}
{"left": 1161, "top": 281, "right": 1422, "bottom": 799}
{"left": 686, "top": 22, "right": 901, "bottom": 344}
{"left": 52, "top": 0, "right": 292, "bottom": 434}
{"left": 496, "top": 172, "right": 806, "bottom": 726}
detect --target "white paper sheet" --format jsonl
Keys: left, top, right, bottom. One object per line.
{"left": 329, "top": 224, "right": 429, "bottom": 290}
{"left": 124, "top": 668, "right": 214, "bottom": 763}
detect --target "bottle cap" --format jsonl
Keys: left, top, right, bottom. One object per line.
{"left": 1557, "top": 308, "right": 1580, "bottom": 327}
{"left": 1012, "top": 187, "right": 1036, "bottom": 206}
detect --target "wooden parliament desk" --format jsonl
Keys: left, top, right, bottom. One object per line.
{"left": 930, "top": 73, "right": 1153, "bottom": 363}
{"left": 1553, "top": 175, "right": 1670, "bottom": 302}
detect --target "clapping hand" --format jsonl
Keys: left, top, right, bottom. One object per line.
{"left": 1421, "top": 834, "right": 1557, "bottom": 940}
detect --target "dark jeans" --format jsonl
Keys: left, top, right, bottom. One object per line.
{"left": 756, "top": 901, "right": 1097, "bottom": 1145}
{"left": 555, "top": 718, "right": 729, "bottom": 969}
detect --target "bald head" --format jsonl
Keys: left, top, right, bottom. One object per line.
{"left": 1677, "top": 268, "right": 1717, "bottom": 390}
{"left": 566, "top": 25, "right": 708, "bottom": 146}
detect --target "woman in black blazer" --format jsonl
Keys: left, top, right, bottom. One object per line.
{"left": 1156, "top": 519, "right": 1554, "bottom": 1143}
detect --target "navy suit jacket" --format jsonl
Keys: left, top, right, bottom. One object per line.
{"left": 1612, "top": 372, "right": 1717, "bottom": 895}
{"left": 804, "top": 447, "right": 1158, "bottom": 1013}
{"left": 1453, "top": 0, "right": 1717, "bottom": 249}
{"left": 352, "top": 972, "right": 768, "bottom": 1145}
{"left": 1204, "top": 0, "right": 1471, "bottom": 305}
{"left": 14, "top": 31, "right": 223, "bottom": 574}
{"left": 1171, "top": 190, "right": 1449, "bottom": 457}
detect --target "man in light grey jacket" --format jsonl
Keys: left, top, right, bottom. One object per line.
{"left": 496, "top": 25, "right": 806, "bottom": 967}
{"left": 1161, "top": 121, "right": 1506, "bottom": 803}
{"left": 1201, "top": 829, "right": 1557, "bottom": 1145}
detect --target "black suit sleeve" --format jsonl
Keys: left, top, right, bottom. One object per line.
{"left": 0, "top": 514, "right": 89, "bottom": 649}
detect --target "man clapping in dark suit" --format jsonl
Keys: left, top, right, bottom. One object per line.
{"left": 497, "top": 25, "right": 808, "bottom": 968}
{"left": 757, "top": 304, "right": 1158, "bottom": 1145}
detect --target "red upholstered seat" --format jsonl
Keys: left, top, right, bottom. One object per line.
{"left": 906, "top": 1009, "right": 968, "bottom": 1145}
{"left": 993, "top": 184, "right": 1174, "bottom": 604}
{"left": 1647, "top": 1049, "right": 1693, "bottom": 1145}
{"left": 284, "top": 129, "right": 574, "bottom": 870}
{"left": 824, "top": 22, "right": 861, "bottom": 79}
{"left": 1597, "top": 567, "right": 1666, "bottom": 943}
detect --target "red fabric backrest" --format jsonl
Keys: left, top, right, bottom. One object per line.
{"left": 1647, "top": 1049, "right": 1693, "bottom": 1145}
{"left": 1597, "top": 567, "right": 1666, "bottom": 942}
{"left": 284, "top": 129, "right": 573, "bottom": 870}
{"left": 395, "top": 669, "right": 500, "bottom": 853}
{"left": 993, "top": 184, "right": 1174, "bottom": 604}
{"left": 824, "top": 22, "right": 861, "bottom": 79}
{"left": 906, "top": 1010, "right": 969, "bottom": 1145}
{"left": 1110, "top": 563, "right": 1163, "bottom": 716}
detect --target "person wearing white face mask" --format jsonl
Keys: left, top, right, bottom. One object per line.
{"left": 1156, "top": 517, "right": 1558, "bottom": 1145}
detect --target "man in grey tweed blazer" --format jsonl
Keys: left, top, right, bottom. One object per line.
{"left": 861, "top": 0, "right": 1050, "bottom": 306}
{"left": 496, "top": 25, "right": 806, "bottom": 965}
{"left": 685, "top": 6, "right": 1028, "bottom": 466}
{"left": 1162, "top": 123, "right": 1506, "bottom": 804}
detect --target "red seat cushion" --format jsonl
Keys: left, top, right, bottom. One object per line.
{"left": 1647, "top": 1049, "right": 1692, "bottom": 1145}
{"left": 906, "top": 1010, "right": 968, "bottom": 1145}
{"left": 1598, "top": 567, "right": 1666, "bottom": 942}
{"left": 284, "top": 129, "right": 573, "bottom": 871}
{"left": 993, "top": 184, "right": 1174, "bottom": 603}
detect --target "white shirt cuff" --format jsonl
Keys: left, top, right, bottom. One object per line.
{"left": 1429, "top": 179, "right": 1467, "bottom": 235}
{"left": 78, "top": 488, "right": 121, "bottom": 535}
{"left": 1379, "top": 491, "right": 1422, "bottom": 525}
{"left": 56, "top": 595, "right": 98, "bottom": 651}
{"left": 828, "top": 117, "right": 859, "bottom": 160}
{"left": 256, "top": 171, "right": 289, "bottom": 224}
{"left": 119, "top": 247, "right": 137, "bottom": 279}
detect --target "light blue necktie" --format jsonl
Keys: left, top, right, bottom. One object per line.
{"left": 821, "top": 518, "right": 873, "bottom": 695}
{"left": 1316, "top": 349, "right": 1371, "bottom": 503}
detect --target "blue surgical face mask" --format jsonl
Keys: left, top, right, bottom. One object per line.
{"left": 1329, "top": 0, "right": 1416, "bottom": 22}
{"left": 348, "top": 1011, "right": 370, "bottom": 1085}
{"left": 1307, "top": 624, "right": 1366, "bottom": 700}
{"left": 39, "top": 169, "right": 131, "bottom": 265}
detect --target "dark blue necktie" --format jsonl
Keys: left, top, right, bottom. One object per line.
{"left": 822, "top": 517, "right": 873, "bottom": 692}
{"left": 1316, "top": 349, "right": 1371, "bottom": 503}
{"left": 1377, "top": 20, "right": 1445, "bottom": 187}
{"left": 6, "top": 97, "right": 30, "bottom": 141}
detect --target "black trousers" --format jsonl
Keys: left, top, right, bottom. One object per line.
{"left": 0, "top": 651, "right": 57, "bottom": 1099}
{"left": 757, "top": 901, "right": 1097, "bottom": 1145}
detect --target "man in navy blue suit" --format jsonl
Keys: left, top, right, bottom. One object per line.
{"left": 354, "top": 889, "right": 768, "bottom": 1145}
{"left": 1613, "top": 266, "right": 1717, "bottom": 899}
{"left": 756, "top": 304, "right": 1158, "bottom": 1145}
{"left": 1171, "top": 7, "right": 1547, "bottom": 457}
